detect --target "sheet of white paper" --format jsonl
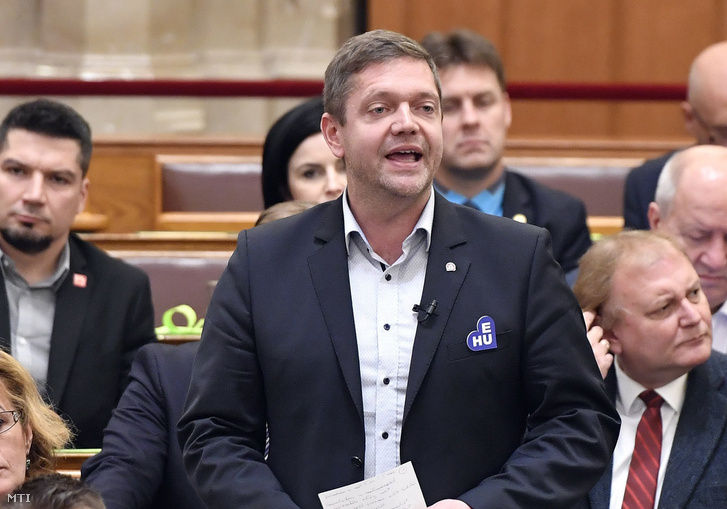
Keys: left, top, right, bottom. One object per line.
{"left": 318, "top": 462, "right": 427, "bottom": 509}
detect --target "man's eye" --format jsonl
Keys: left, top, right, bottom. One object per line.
{"left": 441, "top": 102, "right": 458, "bottom": 113}
{"left": 50, "top": 175, "right": 70, "bottom": 185}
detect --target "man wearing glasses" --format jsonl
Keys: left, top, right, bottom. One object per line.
{"left": 624, "top": 41, "right": 727, "bottom": 230}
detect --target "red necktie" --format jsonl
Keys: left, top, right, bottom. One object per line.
{"left": 622, "top": 390, "right": 664, "bottom": 509}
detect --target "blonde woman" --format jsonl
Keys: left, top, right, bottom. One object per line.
{"left": 0, "top": 351, "right": 71, "bottom": 496}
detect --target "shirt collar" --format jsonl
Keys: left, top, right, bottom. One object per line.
{"left": 343, "top": 187, "right": 435, "bottom": 256}
{"left": 614, "top": 357, "right": 688, "bottom": 414}
{"left": 0, "top": 241, "right": 71, "bottom": 291}
{"left": 716, "top": 300, "right": 727, "bottom": 318}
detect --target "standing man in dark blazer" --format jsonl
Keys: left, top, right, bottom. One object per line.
{"left": 179, "top": 29, "right": 619, "bottom": 509}
{"left": 623, "top": 41, "right": 727, "bottom": 230}
{"left": 0, "top": 99, "right": 156, "bottom": 448}
{"left": 574, "top": 230, "right": 727, "bottom": 509}
{"left": 421, "top": 29, "right": 591, "bottom": 285}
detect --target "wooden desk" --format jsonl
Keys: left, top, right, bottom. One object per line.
{"left": 54, "top": 448, "right": 100, "bottom": 478}
{"left": 80, "top": 231, "right": 239, "bottom": 251}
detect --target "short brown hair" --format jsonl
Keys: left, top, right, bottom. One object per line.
{"left": 573, "top": 230, "right": 689, "bottom": 328}
{"left": 0, "top": 351, "right": 71, "bottom": 478}
{"left": 421, "top": 29, "right": 506, "bottom": 92}
{"left": 323, "top": 29, "right": 441, "bottom": 125}
{"left": 255, "top": 200, "right": 315, "bottom": 226}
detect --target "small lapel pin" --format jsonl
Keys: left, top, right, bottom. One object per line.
{"left": 73, "top": 273, "right": 87, "bottom": 288}
{"left": 446, "top": 262, "right": 456, "bottom": 272}
{"left": 512, "top": 213, "right": 527, "bottom": 224}
{"left": 467, "top": 315, "right": 498, "bottom": 352}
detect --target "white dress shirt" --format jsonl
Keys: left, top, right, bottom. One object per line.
{"left": 609, "top": 360, "right": 687, "bottom": 509}
{"left": 343, "top": 189, "right": 434, "bottom": 479}
{"left": 711, "top": 301, "right": 727, "bottom": 354}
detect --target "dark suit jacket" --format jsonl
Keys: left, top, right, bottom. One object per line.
{"left": 178, "top": 193, "right": 619, "bottom": 509}
{"left": 0, "top": 233, "right": 156, "bottom": 448}
{"left": 623, "top": 151, "right": 680, "bottom": 230}
{"left": 574, "top": 353, "right": 727, "bottom": 509}
{"left": 503, "top": 169, "right": 592, "bottom": 276}
{"left": 82, "top": 341, "right": 203, "bottom": 509}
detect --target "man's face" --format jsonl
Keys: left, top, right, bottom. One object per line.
{"left": 651, "top": 164, "right": 727, "bottom": 312}
{"left": 438, "top": 65, "right": 511, "bottom": 178}
{"left": 685, "top": 101, "right": 727, "bottom": 147}
{"left": 321, "top": 57, "right": 443, "bottom": 203}
{"left": 604, "top": 247, "right": 712, "bottom": 388}
{"left": 0, "top": 129, "right": 88, "bottom": 255}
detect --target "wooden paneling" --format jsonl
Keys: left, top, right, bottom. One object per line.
{"left": 76, "top": 135, "right": 688, "bottom": 238}
{"left": 80, "top": 232, "right": 239, "bottom": 251}
{"left": 83, "top": 135, "right": 263, "bottom": 233}
{"left": 368, "top": 0, "right": 503, "bottom": 44}
{"left": 367, "top": 0, "right": 727, "bottom": 139}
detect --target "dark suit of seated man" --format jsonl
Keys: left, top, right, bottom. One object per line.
{"left": 624, "top": 41, "right": 727, "bottom": 230}
{"left": 0, "top": 99, "right": 156, "bottom": 448}
{"left": 82, "top": 341, "right": 203, "bottom": 509}
{"left": 421, "top": 29, "right": 591, "bottom": 285}
{"left": 573, "top": 230, "right": 727, "bottom": 509}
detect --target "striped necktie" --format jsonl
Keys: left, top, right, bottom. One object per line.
{"left": 622, "top": 390, "right": 664, "bottom": 509}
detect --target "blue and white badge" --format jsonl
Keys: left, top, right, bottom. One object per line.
{"left": 466, "top": 316, "right": 497, "bottom": 351}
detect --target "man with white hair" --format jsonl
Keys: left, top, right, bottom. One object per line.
{"left": 624, "top": 41, "right": 727, "bottom": 229}
{"left": 648, "top": 145, "right": 727, "bottom": 352}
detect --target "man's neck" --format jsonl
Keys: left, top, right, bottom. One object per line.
{"left": 348, "top": 189, "right": 430, "bottom": 266}
{"left": 435, "top": 161, "right": 505, "bottom": 199}
{"left": 0, "top": 236, "right": 68, "bottom": 285}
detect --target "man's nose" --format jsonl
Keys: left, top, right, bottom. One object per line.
{"left": 700, "top": 234, "right": 727, "bottom": 270}
{"left": 461, "top": 99, "right": 479, "bottom": 126}
{"left": 22, "top": 172, "right": 46, "bottom": 203}
{"left": 391, "top": 105, "right": 419, "bottom": 134}
{"left": 680, "top": 297, "right": 704, "bottom": 328}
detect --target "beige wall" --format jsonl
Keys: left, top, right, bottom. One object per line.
{"left": 0, "top": 0, "right": 354, "bottom": 135}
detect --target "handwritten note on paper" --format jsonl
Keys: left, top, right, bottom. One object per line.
{"left": 318, "top": 462, "right": 427, "bottom": 509}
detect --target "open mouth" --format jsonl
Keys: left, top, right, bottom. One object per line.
{"left": 386, "top": 149, "right": 423, "bottom": 163}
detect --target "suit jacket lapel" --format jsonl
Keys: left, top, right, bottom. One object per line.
{"left": 658, "top": 360, "right": 727, "bottom": 508}
{"left": 0, "top": 269, "right": 10, "bottom": 352}
{"left": 46, "top": 238, "right": 91, "bottom": 407}
{"left": 404, "top": 194, "right": 470, "bottom": 421}
{"left": 308, "top": 199, "right": 363, "bottom": 419}
{"left": 501, "top": 170, "right": 535, "bottom": 222}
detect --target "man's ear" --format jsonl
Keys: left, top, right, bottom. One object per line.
{"left": 321, "top": 113, "right": 345, "bottom": 159}
{"left": 648, "top": 201, "right": 662, "bottom": 230}
{"left": 502, "top": 92, "right": 512, "bottom": 130}
{"left": 603, "top": 328, "right": 622, "bottom": 355}
{"left": 681, "top": 101, "right": 700, "bottom": 139}
{"left": 77, "top": 177, "right": 90, "bottom": 215}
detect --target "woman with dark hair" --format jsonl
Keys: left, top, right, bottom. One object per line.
{"left": 261, "top": 96, "right": 346, "bottom": 208}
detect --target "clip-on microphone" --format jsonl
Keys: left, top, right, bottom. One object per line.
{"left": 412, "top": 300, "right": 438, "bottom": 323}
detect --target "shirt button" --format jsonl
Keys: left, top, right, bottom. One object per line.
{"left": 383, "top": 324, "right": 390, "bottom": 331}
{"left": 381, "top": 431, "right": 389, "bottom": 439}
{"left": 351, "top": 456, "right": 363, "bottom": 468}
{"left": 385, "top": 274, "right": 392, "bottom": 281}
{"left": 383, "top": 377, "right": 390, "bottom": 385}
